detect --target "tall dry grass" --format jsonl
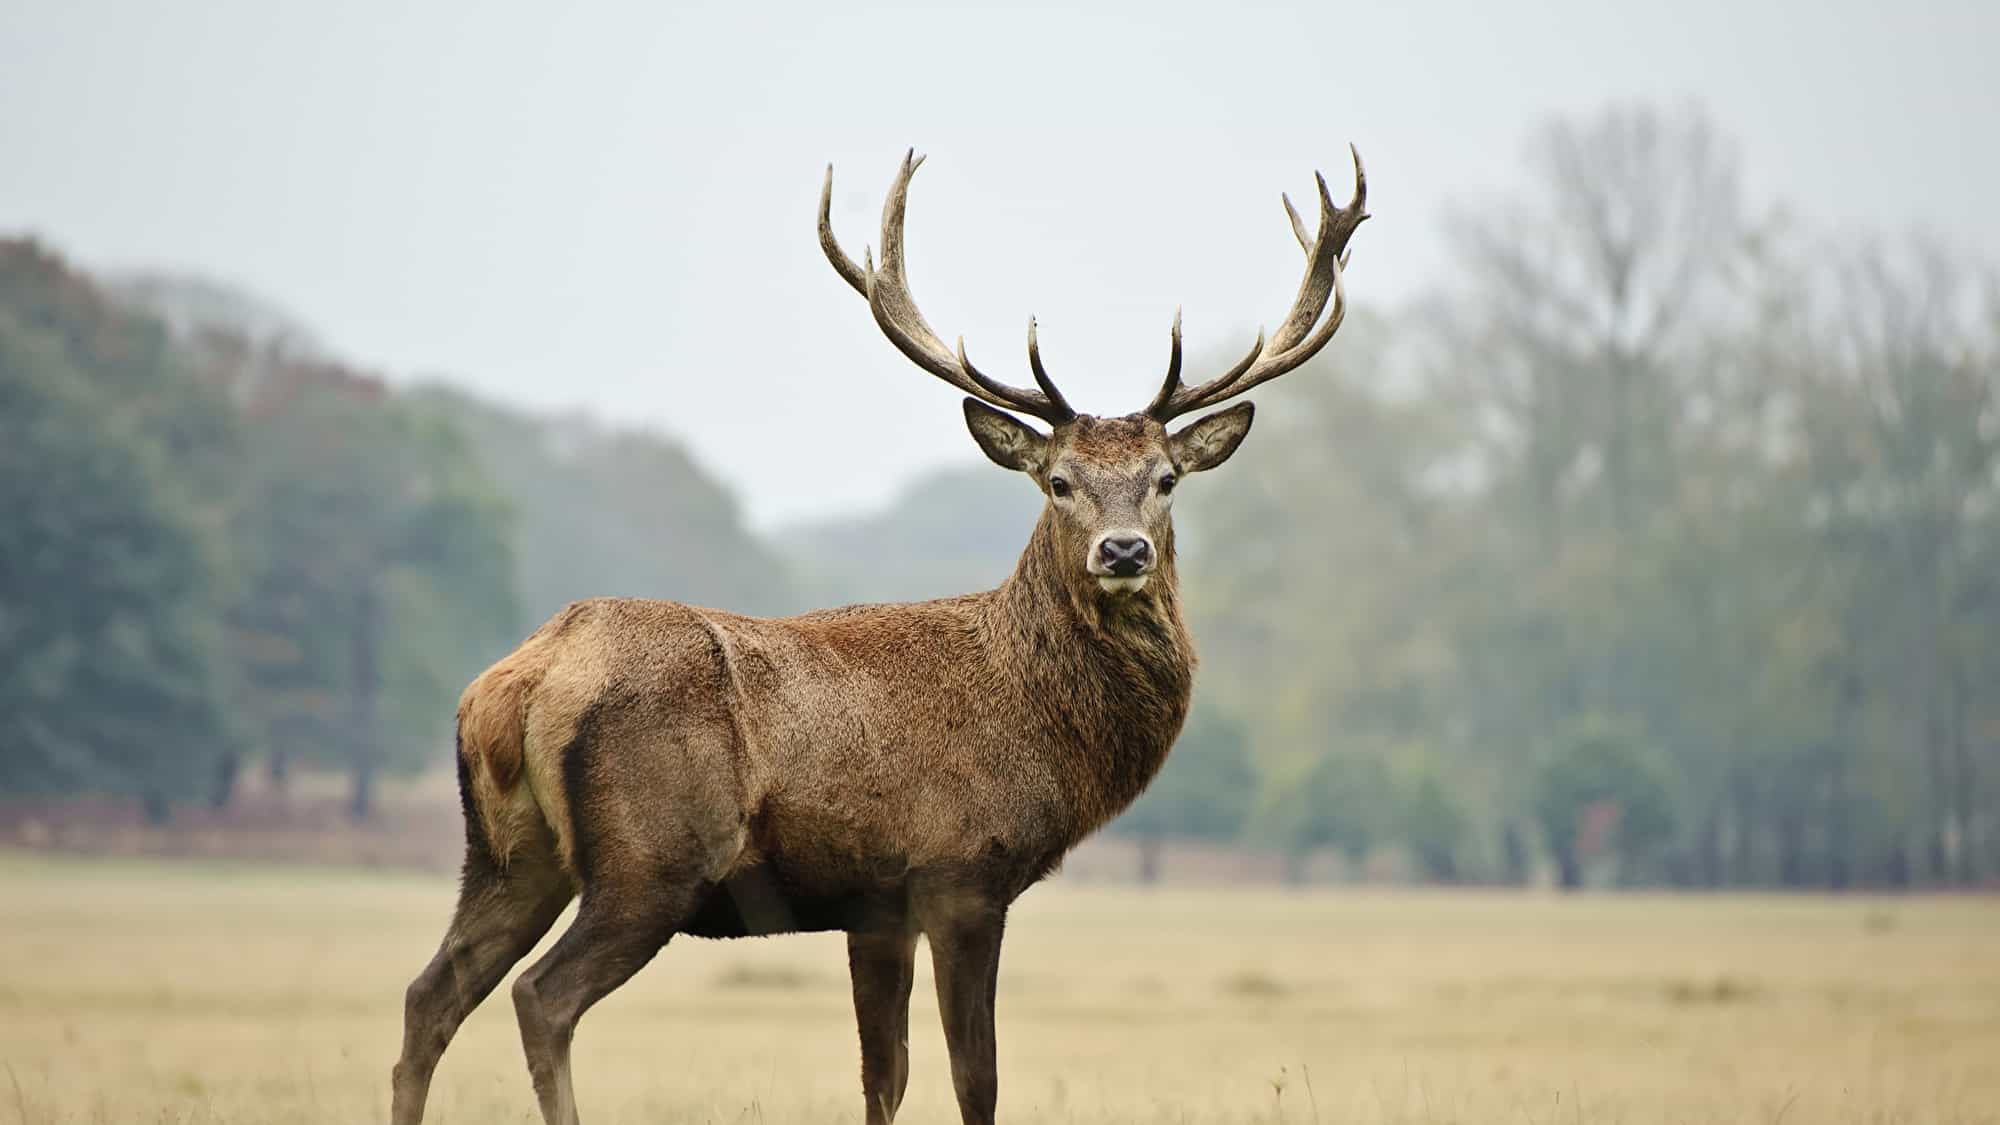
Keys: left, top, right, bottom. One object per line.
{"left": 2, "top": 852, "right": 1996, "bottom": 1123}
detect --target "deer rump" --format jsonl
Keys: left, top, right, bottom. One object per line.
{"left": 455, "top": 596, "right": 1068, "bottom": 940}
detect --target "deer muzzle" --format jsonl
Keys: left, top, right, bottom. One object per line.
{"left": 1090, "top": 533, "right": 1154, "bottom": 593}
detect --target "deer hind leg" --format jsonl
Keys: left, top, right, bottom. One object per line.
{"left": 848, "top": 926, "right": 919, "bottom": 1125}
{"left": 391, "top": 841, "right": 574, "bottom": 1125}
{"left": 509, "top": 873, "right": 701, "bottom": 1125}
{"left": 507, "top": 716, "right": 733, "bottom": 1124}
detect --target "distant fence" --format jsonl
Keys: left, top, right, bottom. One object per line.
{"left": 0, "top": 777, "right": 464, "bottom": 873}
{"left": 1, "top": 770, "right": 1356, "bottom": 886}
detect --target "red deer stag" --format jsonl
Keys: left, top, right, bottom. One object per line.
{"left": 391, "top": 147, "right": 1367, "bottom": 1125}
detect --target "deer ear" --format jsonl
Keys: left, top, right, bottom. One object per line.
{"left": 962, "top": 398, "right": 1048, "bottom": 473}
{"left": 1169, "top": 402, "right": 1255, "bottom": 473}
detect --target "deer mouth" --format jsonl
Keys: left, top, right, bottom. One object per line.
{"left": 1095, "top": 575, "right": 1150, "bottom": 595}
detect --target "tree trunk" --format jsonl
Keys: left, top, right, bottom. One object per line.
{"left": 1607, "top": 346, "right": 1635, "bottom": 543}
{"left": 1731, "top": 776, "right": 1758, "bottom": 886}
{"left": 1556, "top": 848, "right": 1583, "bottom": 891}
{"left": 1826, "top": 768, "right": 1852, "bottom": 891}
{"left": 1697, "top": 808, "right": 1724, "bottom": 888}
{"left": 209, "top": 750, "right": 241, "bottom": 811}
{"left": 1422, "top": 848, "right": 1459, "bottom": 884}
{"left": 1501, "top": 822, "right": 1530, "bottom": 886}
{"left": 1923, "top": 701, "right": 1950, "bottom": 885}
{"left": 350, "top": 763, "right": 376, "bottom": 823}
{"left": 1950, "top": 658, "right": 1973, "bottom": 885}
{"left": 1136, "top": 835, "right": 1163, "bottom": 885}
{"left": 1828, "top": 674, "right": 1861, "bottom": 890}
{"left": 347, "top": 579, "right": 383, "bottom": 824}
{"left": 1777, "top": 811, "right": 1805, "bottom": 888}
{"left": 1282, "top": 850, "right": 1309, "bottom": 888}
{"left": 1885, "top": 840, "right": 1912, "bottom": 889}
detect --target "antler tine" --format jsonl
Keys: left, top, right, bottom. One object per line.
{"left": 1184, "top": 253, "right": 1346, "bottom": 412}
{"left": 819, "top": 165, "right": 868, "bottom": 297}
{"left": 861, "top": 247, "right": 1043, "bottom": 418}
{"left": 1283, "top": 194, "right": 1311, "bottom": 253}
{"left": 1026, "top": 318, "right": 1076, "bottom": 421}
{"left": 1265, "top": 169, "right": 1344, "bottom": 354}
{"left": 1282, "top": 145, "right": 1368, "bottom": 263}
{"left": 1147, "top": 311, "right": 1269, "bottom": 420}
{"left": 823, "top": 150, "right": 1075, "bottom": 425}
{"left": 1147, "top": 145, "right": 1369, "bottom": 422}
{"left": 1348, "top": 141, "right": 1368, "bottom": 218}
{"left": 1143, "top": 309, "right": 1185, "bottom": 419}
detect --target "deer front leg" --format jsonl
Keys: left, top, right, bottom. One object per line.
{"left": 924, "top": 899, "right": 1006, "bottom": 1125}
{"left": 848, "top": 927, "right": 918, "bottom": 1124}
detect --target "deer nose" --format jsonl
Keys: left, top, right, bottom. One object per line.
{"left": 1098, "top": 535, "right": 1152, "bottom": 577}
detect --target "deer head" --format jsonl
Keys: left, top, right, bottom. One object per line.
{"left": 819, "top": 149, "right": 1367, "bottom": 595}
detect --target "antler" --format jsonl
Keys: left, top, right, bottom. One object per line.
{"left": 820, "top": 151, "right": 1076, "bottom": 425}
{"left": 1145, "top": 145, "right": 1369, "bottom": 422}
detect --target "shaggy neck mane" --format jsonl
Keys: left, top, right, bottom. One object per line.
{"left": 985, "top": 506, "right": 1196, "bottom": 838}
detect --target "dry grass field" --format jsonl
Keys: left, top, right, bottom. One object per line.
{"left": 1, "top": 852, "right": 1996, "bottom": 1124}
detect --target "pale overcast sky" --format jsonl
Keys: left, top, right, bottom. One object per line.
{"left": 3, "top": 0, "right": 1993, "bottom": 527}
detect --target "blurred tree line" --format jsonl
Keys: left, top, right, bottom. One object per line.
{"left": 0, "top": 244, "right": 780, "bottom": 818}
{"left": 4, "top": 102, "right": 1993, "bottom": 889}
{"left": 1181, "top": 104, "right": 1999, "bottom": 889}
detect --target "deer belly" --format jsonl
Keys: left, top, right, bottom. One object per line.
{"left": 679, "top": 861, "right": 902, "bottom": 938}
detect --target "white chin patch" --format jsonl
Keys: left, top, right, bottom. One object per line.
{"left": 1096, "top": 575, "right": 1150, "bottom": 595}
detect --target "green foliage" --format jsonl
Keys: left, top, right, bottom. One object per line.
{"left": 5, "top": 245, "right": 801, "bottom": 819}
{"left": 0, "top": 246, "right": 239, "bottom": 799}
{"left": 1, "top": 243, "right": 522, "bottom": 815}
{"left": 1398, "top": 764, "right": 1469, "bottom": 883}
{"left": 413, "top": 386, "right": 795, "bottom": 621}
{"left": 225, "top": 374, "right": 519, "bottom": 797}
{"left": 1114, "top": 703, "right": 1257, "bottom": 843}
{"left": 783, "top": 465, "right": 1043, "bottom": 607}
{"left": 1257, "top": 750, "right": 1396, "bottom": 876}
{"left": 1532, "top": 720, "right": 1676, "bottom": 887}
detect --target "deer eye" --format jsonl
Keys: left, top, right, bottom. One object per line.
{"left": 1158, "top": 473, "right": 1177, "bottom": 495}
{"left": 1049, "top": 475, "right": 1071, "bottom": 498}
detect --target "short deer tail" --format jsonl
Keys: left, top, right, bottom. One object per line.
{"left": 455, "top": 651, "right": 544, "bottom": 867}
